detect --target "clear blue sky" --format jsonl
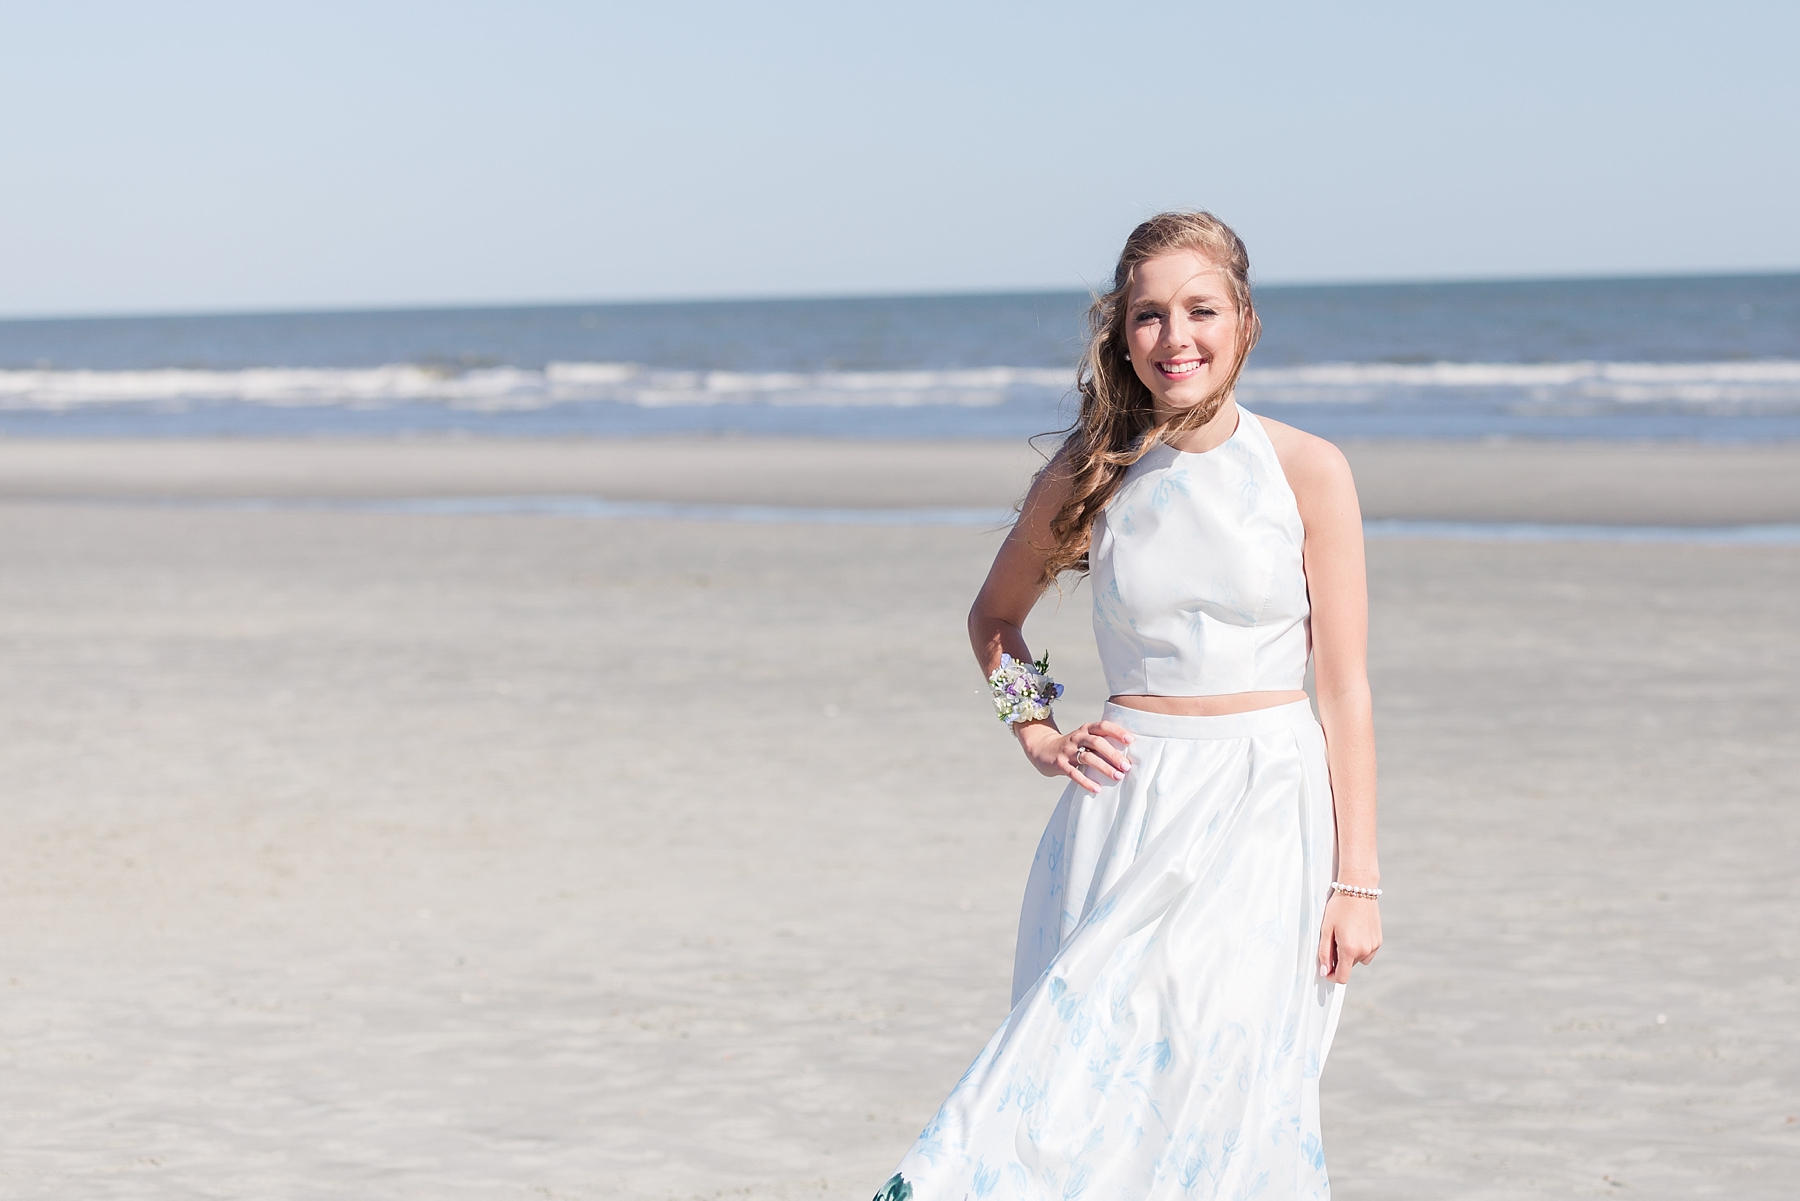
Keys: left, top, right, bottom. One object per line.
{"left": 2, "top": 1, "right": 1795, "bottom": 317}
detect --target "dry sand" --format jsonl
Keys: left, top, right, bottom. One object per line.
{"left": 0, "top": 437, "right": 1795, "bottom": 1198}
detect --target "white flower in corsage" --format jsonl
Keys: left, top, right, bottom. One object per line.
{"left": 988, "top": 651, "right": 1064, "bottom": 725}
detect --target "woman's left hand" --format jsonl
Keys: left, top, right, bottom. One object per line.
{"left": 1317, "top": 894, "right": 1382, "bottom": 984}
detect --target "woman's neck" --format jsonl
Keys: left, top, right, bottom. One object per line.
{"left": 1159, "top": 395, "right": 1240, "bottom": 455}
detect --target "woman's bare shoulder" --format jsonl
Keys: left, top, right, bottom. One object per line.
{"left": 1020, "top": 440, "right": 1078, "bottom": 514}
{"left": 1257, "top": 414, "right": 1356, "bottom": 504}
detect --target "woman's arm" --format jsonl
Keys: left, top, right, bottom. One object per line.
{"left": 1267, "top": 420, "right": 1384, "bottom": 985}
{"left": 969, "top": 452, "right": 1135, "bottom": 794}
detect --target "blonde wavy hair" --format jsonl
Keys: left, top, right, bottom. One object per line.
{"left": 1034, "top": 211, "right": 1262, "bottom": 584}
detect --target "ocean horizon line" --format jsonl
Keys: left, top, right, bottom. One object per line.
{"left": 5, "top": 266, "right": 1800, "bottom": 328}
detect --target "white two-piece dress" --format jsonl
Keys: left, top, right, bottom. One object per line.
{"left": 877, "top": 409, "right": 1345, "bottom": 1201}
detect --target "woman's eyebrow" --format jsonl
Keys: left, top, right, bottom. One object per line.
{"left": 1130, "top": 290, "right": 1222, "bottom": 311}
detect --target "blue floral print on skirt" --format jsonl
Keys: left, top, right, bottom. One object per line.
{"left": 875, "top": 700, "right": 1344, "bottom": 1201}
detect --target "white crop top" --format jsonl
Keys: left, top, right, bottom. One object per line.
{"left": 1089, "top": 408, "right": 1311, "bottom": 697}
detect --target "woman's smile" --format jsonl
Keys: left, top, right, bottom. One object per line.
{"left": 1156, "top": 356, "right": 1209, "bottom": 379}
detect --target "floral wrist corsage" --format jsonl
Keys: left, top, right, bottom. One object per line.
{"left": 988, "top": 651, "right": 1064, "bottom": 726}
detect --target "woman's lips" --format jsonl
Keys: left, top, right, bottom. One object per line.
{"left": 1156, "top": 359, "right": 1207, "bottom": 378}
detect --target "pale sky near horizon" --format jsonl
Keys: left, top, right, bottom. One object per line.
{"left": 2, "top": 1, "right": 1796, "bottom": 318}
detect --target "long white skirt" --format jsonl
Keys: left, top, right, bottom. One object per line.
{"left": 880, "top": 700, "right": 1344, "bottom": 1201}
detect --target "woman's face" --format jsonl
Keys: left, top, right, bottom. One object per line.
{"left": 1123, "top": 250, "right": 1243, "bottom": 419}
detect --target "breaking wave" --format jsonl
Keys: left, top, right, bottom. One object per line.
{"left": 1235, "top": 359, "right": 1800, "bottom": 407}
{"left": 2, "top": 359, "right": 1798, "bottom": 412}
{"left": 0, "top": 364, "right": 1071, "bottom": 411}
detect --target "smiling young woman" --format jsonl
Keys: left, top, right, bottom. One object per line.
{"left": 873, "top": 212, "right": 1381, "bottom": 1201}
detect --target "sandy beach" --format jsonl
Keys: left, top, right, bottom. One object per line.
{"left": 2, "top": 436, "right": 1800, "bottom": 524}
{"left": 0, "top": 436, "right": 1796, "bottom": 1199}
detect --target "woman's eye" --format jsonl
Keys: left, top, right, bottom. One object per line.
{"left": 1134, "top": 311, "right": 1160, "bottom": 323}
{"left": 1191, "top": 307, "right": 1216, "bottom": 318}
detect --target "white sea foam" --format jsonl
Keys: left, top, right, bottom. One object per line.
{"left": 2, "top": 360, "right": 1798, "bottom": 411}
{"left": 0, "top": 363, "right": 1072, "bottom": 412}
{"left": 1235, "top": 359, "right": 1800, "bottom": 406}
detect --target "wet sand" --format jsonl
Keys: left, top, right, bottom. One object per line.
{"left": 1, "top": 435, "right": 1799, "bottom": 523}
{"left": 0, "top": 437, "right": 1794, "bottom": 1198}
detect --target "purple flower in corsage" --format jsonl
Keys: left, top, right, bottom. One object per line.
{"left": 987, "top": 650, "right": 1063, "bottom": 725}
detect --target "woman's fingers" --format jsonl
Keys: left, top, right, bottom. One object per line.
{"left": 1086, "top": 739, "right": 1132, "bottom": 779}
{"left": 1317, "top": 894, "right": 1381, "bottom": 984}
{"left": 1071, "top": 740, "right": 1125, "bottom": 782}
{"left": 1062, "top": 743, "right": 1103, "bottom": 793}
{"left": 1326, "top": 929, "right": 1351, "bottom": 983}
{"left": 1329, "top": 937, "right": 1379, "bottom": 982}
{"left": 1066, "top": 761, "right": 1102, "bottom": 793}
{"left": 1093, "top": 720, "right": 1136, "bottom": 746}
{"left": 1076, "top": 725, "right": 1133, "bottom": 779}
{"left": 1057, "top": 723, "right": 1140, "bottom": 791}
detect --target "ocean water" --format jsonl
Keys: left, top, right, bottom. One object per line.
{"left": 1, "top": 273, "right": 1796, "bottom": 440}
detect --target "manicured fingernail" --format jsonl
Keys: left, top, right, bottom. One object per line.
{"left": 1123, "top": 761, "right": 1132, "bottom": 771}
{"left": 1318, "top": 963, "right": 1329, "bottom": 977}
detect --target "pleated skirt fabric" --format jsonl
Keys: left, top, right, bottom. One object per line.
{"left": 883, "top": 700, "right": 1344, "bottom": 1201}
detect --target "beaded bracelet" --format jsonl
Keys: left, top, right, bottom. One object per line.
{"left": 1330, "top": 882, "right": 1382, "bottom": 900}
{"left": 988, "top": 651, "right": 1064, "bottom": 726}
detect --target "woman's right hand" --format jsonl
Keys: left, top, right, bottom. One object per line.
{"left": 1015, "top": 720, "right": 1135, "bottom": 793}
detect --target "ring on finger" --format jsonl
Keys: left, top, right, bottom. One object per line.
{"left": 1074, "top": 746, "right": 1086, "bottom": 769}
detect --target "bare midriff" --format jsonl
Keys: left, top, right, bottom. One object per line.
{"left": 1108, "top": 690, "right": 1308, "bottom": 717}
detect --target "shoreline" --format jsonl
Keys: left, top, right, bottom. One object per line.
{"left": 2, "top": 434, "right": 1799, "bottom": 525}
